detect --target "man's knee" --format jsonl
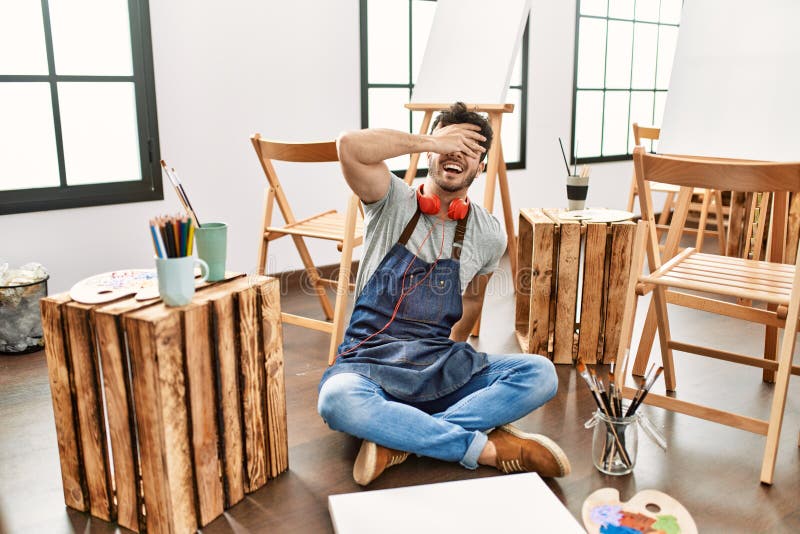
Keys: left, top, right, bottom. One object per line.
{"left": 517, "top": 354, "right": 558, "bottom": 405}
{"left": 317, "top": 373, "right": 373, "bottom": 432}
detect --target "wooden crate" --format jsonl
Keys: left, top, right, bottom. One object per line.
{"left": 40, "top": 275, "right": 288, "bottom": 533}
{"left": 515, "top": 209, "right": 636, "bottom": 364}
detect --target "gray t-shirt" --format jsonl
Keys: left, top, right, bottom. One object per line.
{"left": 355, "top": 174, "right": 507, "bottom": 297}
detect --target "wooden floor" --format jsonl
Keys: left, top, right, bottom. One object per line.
{"left": 1, "top": 255, "right": 799, "bottom": 533}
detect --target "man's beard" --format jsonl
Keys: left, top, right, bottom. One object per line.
{"left": 431, "top": 166, "right": 479, "bottom": 193}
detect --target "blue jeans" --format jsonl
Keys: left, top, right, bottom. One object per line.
{"left": 317, "top": 354, "right": 557, "bottom": 469}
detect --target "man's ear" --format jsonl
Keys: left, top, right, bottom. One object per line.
{"left": 427, "top": 152, "right": 433, "bottom": 165}
{"left": 478, "top": 161, "right": 486, "bottom": 174}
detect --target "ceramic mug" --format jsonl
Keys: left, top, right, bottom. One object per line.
{"left": 195, "top": 222, "right": 228, "bottom": 282}
{"left": 155, "top": 256, "right": 209, "bottom": 306}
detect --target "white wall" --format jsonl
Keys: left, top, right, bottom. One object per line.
{"left": 1, "top": 0, "right": 632, "bottom": 294}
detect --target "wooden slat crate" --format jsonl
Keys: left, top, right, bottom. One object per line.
{"left": 515, "top": 208, "right": 635, "bottom": 364}
{"left": 40, "top": 275, "right": 288, "bottom": 533}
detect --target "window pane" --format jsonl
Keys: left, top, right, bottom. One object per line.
{"left": 575, "top": 90, "right": 604, "bottom": 158}
{"left": 500, "top": 89, "right": 522, "bottom": 163}
{"left": 0, "top": 83, "right": 59, "bottom": 190}
{"left": 656, "top": 25, "right": 678, "bottom": 89}
{"left": 659, "top": 0, "right": 683, "bottom": 25}
{"left": 609, "top": 0, "right": 634, "bottom": 20}
{"left": 49, "top": 0, "right": 132, "bottom": 75}
{"left": 0, "top": 2, "right": 48, "bottom": 74}
{"left": 59, "top": 82, "right": 141, "bottom": 185}
{"left": 577, "top": 17, "right": 607, "bottom": 88}
{"left": 368, "top": 0, "right": 409, "bottom": 84}
{"left": 635, "top": 0, "right": 660, "bottom": 23}
{"left": 631, "top": 22, "right": 657, "bottom": 89}
{"left": 602, "top": 90, "right": 630, "bottom": 156}
{"left": 411, "top": 0, "right": 435, "bottom": 83}
{"left": 580, "top": 0, "right": 608, "bottom": 17}
{"left": 628, "top": 91, "right": 655, "bottom": 152}
{"left": 605, "top": 20, "right": 633, "bottom": 89}
{"left": 369, "top": 88, "right": 411, "bottom": 171}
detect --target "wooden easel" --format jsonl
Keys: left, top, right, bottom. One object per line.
{"left": 403, "top": 103, "right": 517, "bottom": 336}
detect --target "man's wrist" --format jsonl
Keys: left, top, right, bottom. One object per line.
{"left": 410, "top": 133, "right": 436, "bottom": 154}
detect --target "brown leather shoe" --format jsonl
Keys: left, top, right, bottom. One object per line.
{"left": 352, "top": 440, "right": 409, "bottom": 486}
{"left": 487, "top": 424, "right": 571, "bottom": 478}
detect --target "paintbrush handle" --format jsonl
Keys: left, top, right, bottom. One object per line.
{"left": 598, "top": 405, "right": 633, "bottom": 467}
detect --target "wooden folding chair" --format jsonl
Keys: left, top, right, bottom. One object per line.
{"left": 251, "top": 134, "right": 364, "bottom": 364}
{"left": 618, "top": 146, "right": 800, "bottom": 484}
{"left": 626, "top": 123, "right": 726, "bottom": 254}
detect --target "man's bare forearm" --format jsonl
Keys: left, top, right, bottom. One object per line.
{"left": 338, "top": 129, "right": 435, "bottom": 165}
{"left": 337, "top": 124, "right": 486, "bottom": 203}
{"left": 450, "top": 296, "right": 483, "bottom": 342}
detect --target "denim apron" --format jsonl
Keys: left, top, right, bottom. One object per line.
{"left": 319, "top": 206, "right": 489, "bottom": 402}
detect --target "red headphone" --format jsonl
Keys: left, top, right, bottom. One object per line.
{"left": 416, "top": 184, "right": 470, "bottom": 220}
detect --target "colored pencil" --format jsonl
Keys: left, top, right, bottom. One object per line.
{"left": 149, "top": 220, "right": 164, "bottom": 258}
{"left": 187, "top": 223, "right": 195, "bottom": 255}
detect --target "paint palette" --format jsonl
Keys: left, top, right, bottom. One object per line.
{"left": 582, "top": 488, "right": 697, "bottom": 534}
{"left": 69, "top": 270, "right": 161, "bottom": 304}
{"left": 559, "top": 209, "right": 635, "bottom": 223}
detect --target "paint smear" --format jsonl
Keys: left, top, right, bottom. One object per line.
{"left": 653, "top": 514, "right": 681, "bottom": 534}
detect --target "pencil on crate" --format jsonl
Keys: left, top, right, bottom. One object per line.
{"left": 151, "top": 214, "right": 197, "bottom": 258}
{"left": 187, "top": 222, "right": 195, "bottom": 255}
{"left": 180, "top": 217, "right": 189, "bottom": 256}
{"left": 149, "top": 219, "right": 164, "bottom": 258}
{"left": 172, "top": 217, "right": 181, "bottom": 256}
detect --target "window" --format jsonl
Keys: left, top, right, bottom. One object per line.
{"left": 360, "top": 0, "right": 529, "bottom": 175}
{"left": 571, "top": 0, "right": 681, "bottom": 162}
{"left": 0, "top": 0, "right": 161, "bottom": 215}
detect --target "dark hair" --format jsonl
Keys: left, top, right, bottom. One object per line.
{"left": 430, "top": 102, "right": 493, "bottom": 161}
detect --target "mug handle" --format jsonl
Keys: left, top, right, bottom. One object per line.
{"left": 194, "top": 258, "right": 210, "bottom": 282}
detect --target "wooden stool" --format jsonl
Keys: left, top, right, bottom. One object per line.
{"left": 515, "top": 208, "right": 636, "bottom": 364}
{"left": 40, "top": 274, "right": 287, "bottom": 533}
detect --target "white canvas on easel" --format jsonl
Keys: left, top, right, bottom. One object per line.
{"left": 328, "top": 472, "right": 585, "bottom": 534}
{"left": 411, "top": 0, "right": 530, "bottom": 104}
{"left": 658, "top": 0, "right": 800, "bottom": 161}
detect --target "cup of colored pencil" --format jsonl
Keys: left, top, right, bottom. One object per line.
{"left": 149, "top": 215, "right": 208, "bottom": 306}
{"left": 577, "top": 357, "right": 663, "bottom": 475}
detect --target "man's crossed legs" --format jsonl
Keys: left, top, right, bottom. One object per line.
{"left": 318, "top": 354, "right": 571, "bottom": 485}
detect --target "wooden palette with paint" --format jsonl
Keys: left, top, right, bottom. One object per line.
{"left": 69, "top": 270, "right": 160, "bottom": 304}
{"left": 582, "top": 488, "right": 697, "bottom": 534}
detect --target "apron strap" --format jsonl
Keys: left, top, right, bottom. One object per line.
{"left": 451, "top": 205, "right": 471, "bottom": 260}
{"left": 398, "top": 208, "right": 422, "bottom": 246}
{"left": 398, "top": 204, "right": 470, "bottom": 259}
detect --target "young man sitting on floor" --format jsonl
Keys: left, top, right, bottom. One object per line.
{"left": 317, "top": 102, "right": 570, "bottom": 486}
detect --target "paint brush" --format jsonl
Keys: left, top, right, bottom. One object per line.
{"left": 558, "top": 138, "right": 572, "bottom": 177}
{"left": 629, "top": 363, "right": 656, "bottom": 412}
{"left": 590, "top": 367, "right": 613, "bottom": 415}
{"left": 608, "top": 364, "right": 621, "bottom": 417}
{"left": 161, "top": 160, "right": 202, "bottom": 227}
{"left": 576, "top": 359, "right": 632, "bottom": 467}
{"left": 170, "top": 166, "right": 201, "bottom": 227}
{"left": 627, "top": 366, "right": 664, "bottom": 416}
